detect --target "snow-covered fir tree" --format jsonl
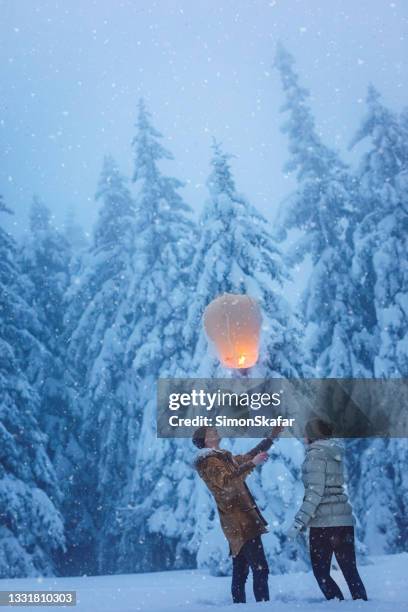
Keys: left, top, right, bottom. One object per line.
{"left": 64, "top": 155, "right": 140, "bottom": 574}
{"left": 172, "top": 141, "right": 308, "bottom": 576}
{"left": 63, "top": 206, "right": 89, "bottom": 251}
{"left": 19, "top": 197, "right": 71, "bottom": 362}
{"left": 273, "top": 42, "right": 373, "bottom": 378}
{"left": 185, "top": 140, "right": 304, "bottom": 379}
{"left": 117, "top": 99, "right": 197, "bottom": 573}
{"left": 273, "top": 43, "right": 377, "bottom": 562}
{"left": 349, "top": 85, "right": 408, "bottom": 378}
{"left": 0, "top": 196, "right": 65, "bottom": 577}
{"left": 347, "top": 85, "right": 408, "bottom": 554}
{"left": 18, "top": 196, "right": 88, "bottom": 575}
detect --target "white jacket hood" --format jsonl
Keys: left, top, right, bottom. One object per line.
{"left": 309, "top": 438, "right": 344, "bottom": 462}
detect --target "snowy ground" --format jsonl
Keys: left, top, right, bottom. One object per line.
{"left": 0, "top": 554, "right": 407, "bottom": 611}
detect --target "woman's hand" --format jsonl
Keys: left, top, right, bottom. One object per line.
{"left": 286, "top": 521, "right": 303, "bottom": 540}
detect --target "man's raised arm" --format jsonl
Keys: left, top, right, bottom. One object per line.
{"left": 234, "top": 426, "right": 284, "bottom": 464}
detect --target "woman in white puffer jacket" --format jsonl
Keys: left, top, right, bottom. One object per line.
{"left": 288, "top": 418, "right": 368, "bottom": 602}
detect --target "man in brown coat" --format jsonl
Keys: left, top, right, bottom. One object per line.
{"left": 193, "top": 426, "right": 282, "bottom": 604}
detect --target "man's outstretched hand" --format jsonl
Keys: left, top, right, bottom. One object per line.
{"left": 268, "top": 424, "right": 284, "bottom": 439}
{"left": 252, "top": 451, "right": 269, "bottom": 466}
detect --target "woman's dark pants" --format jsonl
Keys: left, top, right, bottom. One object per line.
{"left": 231, "top": 536, "right": 269, "bottom": 603}
{"left": 309, "top": 526, "right": 368, "bottom": 601}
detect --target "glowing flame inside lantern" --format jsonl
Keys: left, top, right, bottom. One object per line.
{"left": 203, "top": 293, "right": 262, "bottom": 369}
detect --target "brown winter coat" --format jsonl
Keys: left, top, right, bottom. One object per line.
{"left": 194, "top": 440, "right": 272, "bottom": 557}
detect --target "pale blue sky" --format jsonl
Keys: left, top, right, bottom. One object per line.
{"left": 1, "top": 0, "right": 407, "bottom": 240}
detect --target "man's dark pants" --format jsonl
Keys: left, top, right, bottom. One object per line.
{"left": 309, "top": 526, "right": 368, "bottom": 601}
{"left": 231, "top": 536, "right": 269, "bottom": 603}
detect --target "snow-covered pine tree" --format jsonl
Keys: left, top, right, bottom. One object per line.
{"left": 20, "top": 197, "right": 71, "bottom": 341}
{"left": 116, "top": 99, "right": 197, "bottom": 573}
{"left": 64, "top": 155, "right": 140, "bottom": 574}
{"left": 273, "top": 43, "right": 377, "bottom": 563}
{"left": 350, "top": 85, "right": 408, "bottom": 378}
{"left": 273, "top": 42, "right": 373, "bottom": 378}
{"left": 18, "top": 196, "right": 87, "bottom": 575}
{"left": 387, "top": 434, "right": 408, "bottom": 552}
{"left": 351, "top": 438, "right": 401, "bottom": 554}
{"left": 63, "top": 206, "right": 89, "bottom": 251}
{"left": 177, "top": 141, "right": 307, "bottom": 576}
{"left": 185, "top": 139, "right": 303, "bottom": 379}
{"left": 347, "top": 85, "right": 408, "bottom": 553}
{"left": 0, "top": 196, "right": 65, "bottom": 577}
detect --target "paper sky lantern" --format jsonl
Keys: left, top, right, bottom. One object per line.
{"left": 203, "top": 293, "right": 262, "bottom": 369}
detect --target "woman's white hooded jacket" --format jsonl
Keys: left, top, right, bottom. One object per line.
{"left": 294, "top": 439, "right": 354, "bottom": 529}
